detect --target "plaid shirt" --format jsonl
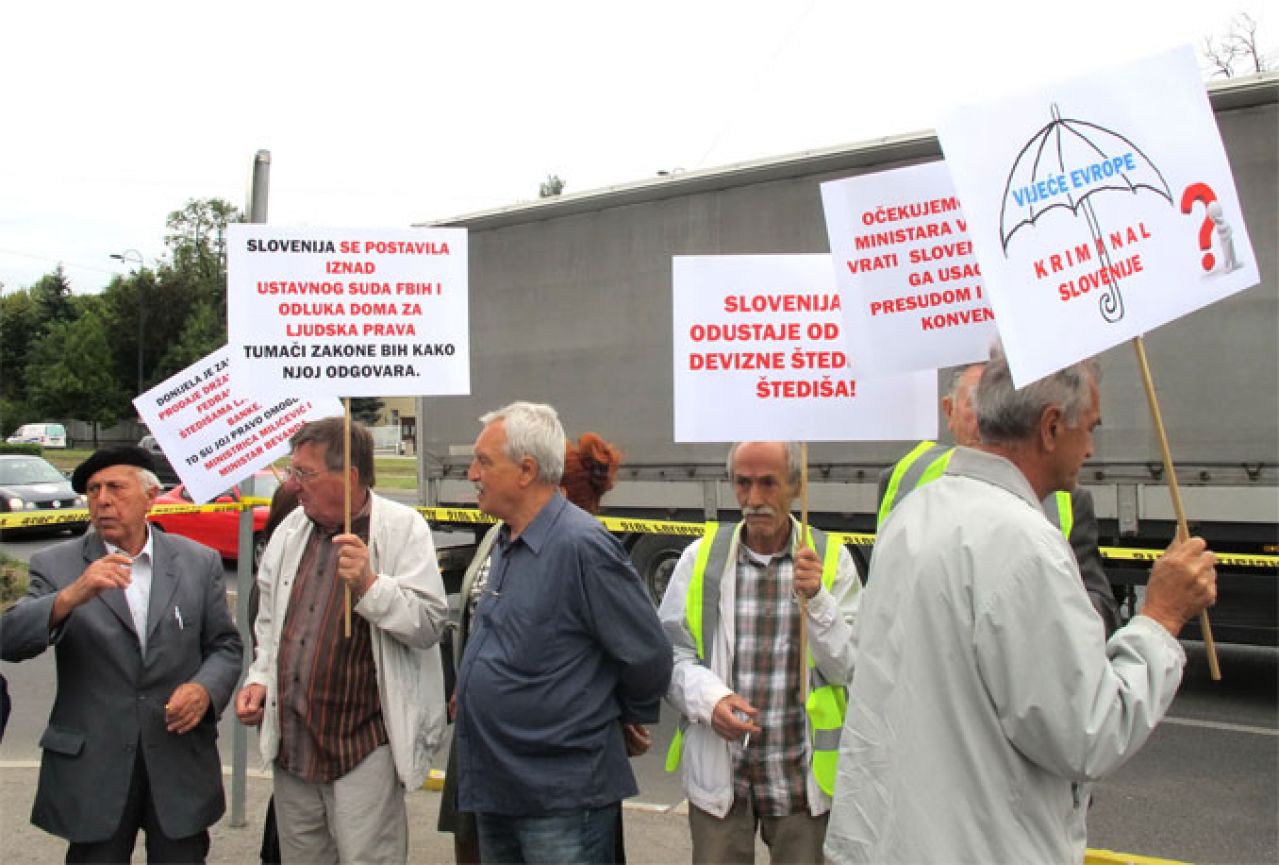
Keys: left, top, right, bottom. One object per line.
{"left": 731, "top": 541, "right": 808, "bottom": 815}
{"left": 276, "top": 497, "right": 387, "bottom": 782}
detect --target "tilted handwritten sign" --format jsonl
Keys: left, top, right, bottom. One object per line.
{"left": 821, "top": 161, "right": 996, "bottom": 374}
{"left": 937, "top": 46, "right": 1258, "bottom": 387}
{"left": 228, "top": 226, "right": 469, "bottom": 397}
{"left": 672, "top": 254, "right": 936, "bottom": 442}
{"left": 133, "top": 345, "right": 343, "bottom": 503}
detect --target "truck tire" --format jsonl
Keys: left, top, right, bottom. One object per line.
{"left": 629, "top": 533, "right": 694, "bottom": 605}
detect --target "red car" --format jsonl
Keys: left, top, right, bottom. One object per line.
{"left": 148, "top": 471, "right": 281, "bottom": 569}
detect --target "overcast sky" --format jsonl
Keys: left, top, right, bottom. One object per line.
{"left": 2, "top": 1, "right": 1271, "bottom": 295}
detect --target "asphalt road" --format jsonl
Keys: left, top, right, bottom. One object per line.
{"left": 3, "top": 528, "right": 1276, "bottom": 863}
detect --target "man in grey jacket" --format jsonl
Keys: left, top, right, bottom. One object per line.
{"left": 1, "top": 446, "right": 242, "bottom": 863}
{"left": 825, "top": 345, "right": 1218, "bottom": 864}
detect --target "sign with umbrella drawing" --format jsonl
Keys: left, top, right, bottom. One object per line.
{"left": 937, "top": 45, "right": 1261, "bottom": 679}
{"left": 999, "top": 104, "right": 1176, "bottom": 326}
{"left": 938, "top": 45, "right": 1258, "bottom": 389}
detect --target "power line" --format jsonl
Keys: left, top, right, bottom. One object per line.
{"left": 0, "top": 246, "right": 125, "bottom": 276}
{"left": 693, "top": 0, "right": 818, "bottom": 170}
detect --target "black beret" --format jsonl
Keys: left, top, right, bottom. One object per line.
{"left": 71, "top": 446, "right": 157, "bottom": 493}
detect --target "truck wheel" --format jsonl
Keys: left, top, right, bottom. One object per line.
{"left": 629, "top": 534, "right": 694, "bottom": 605}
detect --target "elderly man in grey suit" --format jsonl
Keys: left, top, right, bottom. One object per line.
{"left": 0, "top": 446, "right": 242, "bottom": 863}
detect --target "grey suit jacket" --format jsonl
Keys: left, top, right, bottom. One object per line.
{"left": 0, "top": 528, "right": 243, "bottom": 843}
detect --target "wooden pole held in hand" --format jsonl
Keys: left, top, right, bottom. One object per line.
{"left": 343, "top": 399, "right": 352, "bottom": 639}
{"left": 799, "top": 442, "right": 810, "bottom": 701}
{"left": 1132, "top": 337, "right": 1220, "bottom": 680}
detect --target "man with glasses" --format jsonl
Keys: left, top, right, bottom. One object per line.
{"left": 236, "top": 417, "right": 449, "bottom": 864}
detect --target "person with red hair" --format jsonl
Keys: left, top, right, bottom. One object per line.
{"left": 560, "top": 432, "right": 622, "bottom": 516}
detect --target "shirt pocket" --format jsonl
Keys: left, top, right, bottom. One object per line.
{"left": 484, "top": 580, "right": 565, "bottom": 678}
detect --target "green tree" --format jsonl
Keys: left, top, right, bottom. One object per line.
{"left": 25, "top": 303, "right": 126, "bottom": 446}
{"left": 1, "top": 268, "right": 81, "bottom": 433}
{"left": 151, "top": 198, "right": 242, "bottom": 382}
{"left": 539, "top": 174, "right": 566, "bottom": 197}
{"left": 11, "top": 198, "right": 243, "bottom": 429}
{"left": 349, "top": 397, "right": 385, "bottom": 425}
{"left": 157, "top": 299, "right": 227, "bottom": 375}
{"left": 165, "top": 198, "right": 241, "bottom": 272}
{"left": 98, "top": 197, "right": 242, "bottom": 398}
{"left": 29, "top": 266, "right": 76, "bottom": 328}
{"left": 0, "top": 290, "right": 39, "bottom": 432}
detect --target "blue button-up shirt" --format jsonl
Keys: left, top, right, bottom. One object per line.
{"left": 456, "top": 493, "right": 672, "bottom": 816}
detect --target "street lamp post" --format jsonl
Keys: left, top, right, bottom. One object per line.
{"left": 110, "top": 249, "right": 145, "bottom": 394}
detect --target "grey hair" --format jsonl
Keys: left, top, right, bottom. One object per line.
{"left": 479, "top": 401, "right": 566, "bottom": 484}
{"left": 974, "top": 341, "right": 1101, "bottom": 444}
{"left": 135, "top": 467, "right": 162, "bottom": 494}
{"left": 726, "top": 441, "right": 804, "bottom": 486}
{"left": 945, "top": 362, "right": 985, "bottom": 399}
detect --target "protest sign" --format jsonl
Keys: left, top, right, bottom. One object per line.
{"left": 227, "top": 225, "right": 469, "bottom": 397}
{"left": 821, "top": 161, "right": 996, "bottom": 374}
{"left": 133, "top": 345, "right": 344, "bottom": 504}
{"left": 937, "top": 46, "right": 1258, "bottom": 387}
{"left": 672, "top": 254, "right": 936, "bottom": 443}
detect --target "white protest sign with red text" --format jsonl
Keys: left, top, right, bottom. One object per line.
{"left": 227, "top": 225, "right": 469, "bottom": 397}
{"left": 673, "top": 254, "right": 936, "bottom": 443}
{"left": 937, "top": 46, "right": 1259, "bottom": 387}
{"left": 133, "top": 345, "right": 343, "bottom": 504}
{"left": 821, "top": 161, "right": 996, "bottom": 375}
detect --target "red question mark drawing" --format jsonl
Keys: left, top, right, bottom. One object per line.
{"left": 1180, "top": 182, "right": 1218, "bottom": 272}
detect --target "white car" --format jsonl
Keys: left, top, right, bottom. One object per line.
{"left": 5, "top": 423, "right": 68, "bottom": 449}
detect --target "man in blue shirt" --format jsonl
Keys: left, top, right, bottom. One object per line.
{"left": 455, "top": 401, "right": 672, "bottom": 864}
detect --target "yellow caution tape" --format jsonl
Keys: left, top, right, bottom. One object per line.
{"left": 148, "top": 503, "right": 244, "bottom": 516}
{"left": 0, "top": 509, "right": 89, "bottom": 529}
{"left": 0, "top": 501, "right": 247, "bottom": 529}
{"left": 415, "top": 507, "right": 1279, "bottom": 568}
{"left": 418, "top": 507, "right": 498, "bottom": 525}
{"left": 13, "top": 501, "right": 1271, "bottom": 569}
{"left": 598, "top": 516, "right": 707, "bottom": 537}
{"left": 1084, "top": 848, "right": 1190, "bottom": 865}
{"left": 829, "top": 532, "right": 878, "bottom": 547}
{"left": 1100, "top": 546, "right": 1279, "bottom": 568}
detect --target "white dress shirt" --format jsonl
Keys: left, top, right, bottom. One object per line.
{"left": 107, "top": 528, "right": 155, "bottom": 654}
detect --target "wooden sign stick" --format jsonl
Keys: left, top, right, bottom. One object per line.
{"left": 799, "top": 441, "right": 810, "bottom": 701}
{"left": 343, "top": 398, "right": 352, "bottom": 639}
{"left": 1132, "top": 336, "right": 1220, "bottom": 680}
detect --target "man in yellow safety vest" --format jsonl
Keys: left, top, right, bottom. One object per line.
{"left": 659, "top": 441, "right": 860, "bottom": 864}
{"left": 878, "top": 363, "right": 1119, "bottom": 635}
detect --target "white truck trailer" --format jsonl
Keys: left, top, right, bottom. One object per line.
{"left": 417, "top": 73, "right": 1278, "bottom": 645}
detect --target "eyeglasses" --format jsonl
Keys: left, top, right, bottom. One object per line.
{"left": 283, "top": 464, "right": 327, "bottom": 485}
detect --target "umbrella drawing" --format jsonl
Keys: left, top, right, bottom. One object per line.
{"left": 999, "top": 105, "right": 1173, "bottom": 323}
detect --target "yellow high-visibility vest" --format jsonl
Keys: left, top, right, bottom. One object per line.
{"left": 665, "top": 522, "right": 846, "bottom": 796}
{"left": 880, "top": 442, "right": 1074, "bottom": 540}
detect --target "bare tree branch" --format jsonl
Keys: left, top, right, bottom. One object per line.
{"left": 1203, "top": 13, "right": 1270, "bottom": 78}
